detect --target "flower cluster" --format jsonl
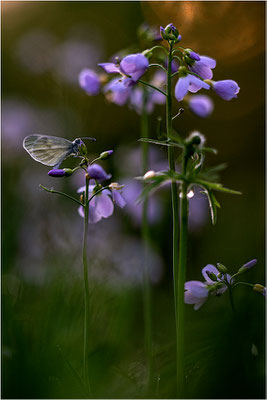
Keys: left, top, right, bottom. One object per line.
{"left": 184, "top": 259, "right": 265, "bottom": 310}
{"left": 78, "top": 23, "right": 222, "bottom": 118}
{"left": 77, "top": 164, "right": 126, "bottom": 224}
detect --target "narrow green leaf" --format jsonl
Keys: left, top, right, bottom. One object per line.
{"left": 138, "top": 137, "right": 184, "bottom": 149}
{"left": 195, "top": 179, "right": 242, "bottom": 195}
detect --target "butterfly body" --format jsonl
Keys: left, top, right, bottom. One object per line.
{"left": 23, "top": 135, "right": 89, "bottom": 168}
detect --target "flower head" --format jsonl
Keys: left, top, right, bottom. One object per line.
{"left": 189, "top": 55, "right": 216, "bottom": 80}
{"left": 212, "top": 79, "right": 240, "bottom": 100}
{"left": 103, "top": 78, "right": 132, "bottom": 106}
{"left": 78, "top": 184, "right": 114, "bottom": 224}
{"left": 188, "top": 94, "right": 214, "bottom": 118}
{"left": 78, "top": 69, "right": 101, "bottom": 96}
{"left": 184, "top": 264, "right": 232, "bottom": 310}
{"left": 184, "top": 281, "right": 209, "bottom": 310}
{"left": 88, "top": 164, "right": 111, "bottom": 181}
{"left": 175, "top": 73, "right": 210, "bottom": 102}
{"left": 99, "top": 53, "right": 149, "bottom": 86}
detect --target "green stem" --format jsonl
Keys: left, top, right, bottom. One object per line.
{"left": 166, "top": 43, "right": 182, "bottom": 395}
{"left": 149, "top": 63, "right": 167, "bottom": 72}
{"left": 228, "top": 286, "right": 235, "bottom": 314}
{"left": 83, "top": 175, "right": 91, "bottom": 396}
{"left": 39, "top": 185, "right": 83, "bottom": 206}
{"left": 141, "top": 105, "right": 153, "bottom": 393}
{"left": 138, "top": 79, "right": 167, "bottom": 97}
{"left": 176, "top": 161, "right": 188, "bottom": 397}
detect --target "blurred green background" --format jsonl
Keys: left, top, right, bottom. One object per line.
{"left": 2, "top": 1, "right": 265, "bottom": 399}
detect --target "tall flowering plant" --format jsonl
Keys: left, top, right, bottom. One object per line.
{"left": 78, "top": 24, "right": 215, "bottom": 393}
{"left": 97, "top": 22, "right": 245, "bottom": 396}
{"left": 23, "top": 135, "right": 125, "bottom": 396}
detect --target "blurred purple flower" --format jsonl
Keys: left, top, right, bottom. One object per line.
{"left": 88, "top": 164, "right": 111, "bottom": 181}
{"left": 99, "top": 53, "right": 149, "bottom": 85}
{"left": 15, "top": 29, "right": 56, "bottom": 74}
{"left": 188, "top": 187, "right": 209, "bottom": 232}
{"left": 103, "top": 78, "right": 132, "bottom": 106}
{"left": 130, "top": 70, "right": 166, "bottom": 114}
{"left": 121, "top": 179, "right": 163, "bottom": 226}
{"left": 52, "top": 39, "right": 102, "bottom": 84}
{"left": 175, "top": 74, "right": 210, "bottom": 102}
{"left": 79, "top": 69, "right": 101, "bottom": 95}
{"left": 78, "top": 185, "right": 114, "bottom": 224}
{"left": 213, "top": 79, "right": 240, "bottom": 100}
{"left": 188, "top": 94, "right": 214, "bottom": 118}
{"left": 189, "top": 55, "right": 216, "bottom": 80}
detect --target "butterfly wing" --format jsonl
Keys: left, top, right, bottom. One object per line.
{"left": 23, "top": 135, "right": 74, "bottom": 167}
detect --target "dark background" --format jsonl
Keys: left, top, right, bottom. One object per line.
{"left": 2, "top": 2, "right": 265, "bottom": 399}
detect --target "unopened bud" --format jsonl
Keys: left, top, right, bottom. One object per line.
{"left": 80, "top": 194, "right": 84, "bottom": 203}
{"left": 100, "top": 150, "right": 114, "bottom": 160}
{"left": 143, "top": 170, "right": 155, "bottom": 180}
{"left": 253, "top": 284, "right": 266, "bottom": 297}
{"left": 206, "top": 271, "right": 218, "bottom": 282}
{"left": 48, "top": 168, "right": 73, "bottom": 178}
{"left": 216, "top": 263, "right": 228, "bottom": 274}
{"left": 238, "top": 259, "right": 257, "bottom": 274}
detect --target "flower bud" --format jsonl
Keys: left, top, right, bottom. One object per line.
{"left": 216, "top": 263, "right": 228, "bottom": 274}
{"left": 253, "top": 284, "right": 266, "bottom": 297}
{"left": 238, "top": 259, "right": 257, "bottom": 274}
{"left": 160, "top": 23, "right": 181, "bottom": 43}
{"left": 48, "top": 168, "right": 73, "bottom": 177}
{"left": 143, "top": 170, "right": 155, "bottom": 180}
{"left": 80, "top": 194, "right": 84, "bottom": 203}
{"left": 206, "top": 271, "right": 218, "bottom": 282}
{"left": 99, "top": 150, "right": 114, "bottom": 160}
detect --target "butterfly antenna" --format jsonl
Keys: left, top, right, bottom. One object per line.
{"left": 81, "top": 136, "right": 96, "bottom": 142}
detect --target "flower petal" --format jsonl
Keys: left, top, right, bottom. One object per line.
{"left": 95, "top": 194, "right": 114, "bottom": 218}
{"left": 202, "top": 264, "right": 219, "bottom": 283}
{"left": 174, "top": 75, "right": 190, "bottom": 102}
{"left": 98, "top": 63, "right": 121, "bottom": 74}
{"left": 184, "top": 280, "right": 208, "bottom": 297}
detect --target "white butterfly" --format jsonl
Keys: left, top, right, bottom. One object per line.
{"left": 23, "top": 134, "right": 95, "bottom": 168}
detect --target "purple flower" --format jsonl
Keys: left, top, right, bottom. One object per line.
{"left": 189, "top": 55, "right": 216, "bottom": 80}
{"left": 88, "top": 164, "right": 111, "bottom": 181}
{"left": 188, "top": 95, "right": 214, "bottom": 118}
{"left": 78, "top": 69, "right": 101, "bottom": 96}
{"left": 184, "top": 264, "right": 232, "bottom": 310}
{"left": 99, "top": 53, "right": 149, "bottom": 85}
{"left": 78, "top": 185, "right": 114, "bottom": 224}
{"left": 175, "top": 74, "right": 210, "bottom": 102}
{"left": 120, "top": 53, "right": 149, "bottom": 82}
{"left": 103, "top": 78, "right": 132, "bottom": 106}
{"left": 212, "top": 80, "right": 240, "bottom": 100}
{"left": 184, "top": 281, "right": 209, "bottom": 310}
{"left": 48, "top": 168, "right": 73, "bottom": 177}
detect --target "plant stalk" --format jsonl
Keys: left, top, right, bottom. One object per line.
{"left": 82, "top": 174, "right": 91, "bottom": 396}
{"left": 141, "top": 101, "right": 153, "bottom": 393}
{"left": 166, "top": 43, "right": 181, "bottom": 395}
